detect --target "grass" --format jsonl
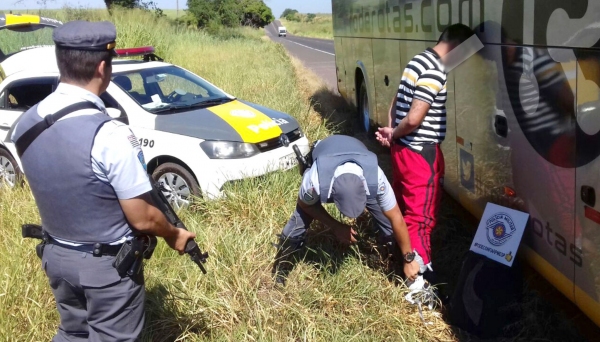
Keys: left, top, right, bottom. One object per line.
{"left": 0, "top": 7, "right": 595, "bottom": 342}
{"left": 280, "top": 14, "right": 333, "bottom": 40}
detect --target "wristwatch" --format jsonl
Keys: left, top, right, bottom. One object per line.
{"left": 403, "top": 252, "right": 416, "bottom": 263}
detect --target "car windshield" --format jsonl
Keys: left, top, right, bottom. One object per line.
{"left": 0, "top": 26, "right": 54, "bottom": 61}
{"left": 111, "top": 65, "right": 232, "bottom": 114}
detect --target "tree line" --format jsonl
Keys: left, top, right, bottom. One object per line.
{"left": 102, "top": 0, "right": 273, "bottom": 28}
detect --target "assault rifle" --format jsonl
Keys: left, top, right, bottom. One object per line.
{"left": 150, "top": 180, "right": 209, "bottom": 274}
{"left": 293, "top": 144, "right": 312, "bottom": 175}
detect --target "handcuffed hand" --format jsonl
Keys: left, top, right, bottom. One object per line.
{"left": 375, "top": 127, "right": 394, "bottom": 148}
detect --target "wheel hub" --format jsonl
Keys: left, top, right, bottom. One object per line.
{"left": 158, "top": 172, "right": 191, "bottom": 209}
{"left": 0, "top": 156, "right": 15, "bottom": 188}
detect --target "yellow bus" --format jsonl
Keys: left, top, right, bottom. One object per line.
{"left": 333, "top": 0, "right": 600, "bottom": 327}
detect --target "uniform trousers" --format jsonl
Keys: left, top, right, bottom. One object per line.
{"left": 281, "top": 197, "right": 394, "bottom": 241}
{"left": 42, "top": 243, "right": 145, "bottom": 342}
{"left": 390, "top": 142, "right": 445, "bottom": 266}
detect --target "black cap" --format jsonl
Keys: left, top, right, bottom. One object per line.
{"left": 53, "top": 20, "right": 117, "bottom": 56}
{"left": 331, "top": 173, "right": 367, "bottom": 218}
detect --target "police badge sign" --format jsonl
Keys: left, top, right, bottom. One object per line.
{"left": 470, "top": 203, "right": 529, "bottom": 267}
{"left": 486, "top": 213, "right": 516, "bottom": 246}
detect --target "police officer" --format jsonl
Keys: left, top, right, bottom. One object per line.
{"left": 11, "top": 21, "right": 195, "bottom": 341}
{"left": 272, "top": 134, "right": 420, "bottom": 285}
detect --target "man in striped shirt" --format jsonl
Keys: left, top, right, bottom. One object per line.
{"left": 376, "top": 24, "right": 474, "bottom": 285}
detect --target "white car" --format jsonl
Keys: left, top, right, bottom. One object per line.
{"left": 0, "top": 14, "right": 309, "bottom": 208}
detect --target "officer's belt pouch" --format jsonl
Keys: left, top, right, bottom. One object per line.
{"left": 112, "top": 239, "right": 143, "bottom": 277}
{"left": 35, "top": 242, "right": 45, "bottom": 260}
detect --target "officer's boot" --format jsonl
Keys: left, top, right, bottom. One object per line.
{"left": 271, "top": 235, "right": 305, "bottom": 286}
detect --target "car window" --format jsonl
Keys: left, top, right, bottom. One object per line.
{"left": 3, "top": 77, "right": 56, "bottom": 111}
{"left": 0, "top": 27, "right": 54, "bottom": 61}
{"left": 112, "top": 65, "right": 230, "bottom": 114}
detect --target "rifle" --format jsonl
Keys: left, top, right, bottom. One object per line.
{"left": 293, "top": 144, "right": 312, "bottom": 175}
{"left": 150, "top": 180, "right": 209, "bottom": 274}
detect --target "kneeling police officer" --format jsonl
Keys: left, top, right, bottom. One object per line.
{"left": 12, "top": 21, "right": 195, "bottom": 341}
{"left": 272, "top": 134, "right": 420, "bottom": 285}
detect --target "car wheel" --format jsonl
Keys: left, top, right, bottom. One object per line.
{"left": 152, "top": 162, "right": 200, "bottom": 210}
{"left": 358, "top": 79, "right": 370, "bottom": 133}
{"left": 0, "top": 148, "right": 23, "bottom": 188}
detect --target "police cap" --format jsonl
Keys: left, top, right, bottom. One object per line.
{"left": 53, "top": 20, "right": 117, "bottom": 56}
{"left": 331, "top": 173, "right": 367, "bottom": 218}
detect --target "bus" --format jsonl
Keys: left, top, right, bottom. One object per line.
{"left": 332, "top": 0, "right": 600, "bottom": 327}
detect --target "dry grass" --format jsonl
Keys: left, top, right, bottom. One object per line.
{"left": 0, "top": 7, "right": 593, "bottom": 342}
{"left": 280, "top": 14, "right": 333, "bottom": 40}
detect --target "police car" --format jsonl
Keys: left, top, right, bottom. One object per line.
{"left": 0, "top": 14, "right": 309, "bottom": 208}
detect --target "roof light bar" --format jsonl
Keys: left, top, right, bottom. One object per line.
{"left": 115, "top": 46, "right": 155, "bottom": 57}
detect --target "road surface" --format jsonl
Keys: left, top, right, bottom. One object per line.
{"left": 265, "top": 20, "right": 337, "bottom": 91}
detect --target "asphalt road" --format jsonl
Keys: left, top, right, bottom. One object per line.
{"left": 265, "top": 20, "right": 338, "bottom": 92}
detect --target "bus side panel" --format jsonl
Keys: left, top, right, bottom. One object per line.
{"left": 504, "top": 47, "right": 577, "bottom": 304}
{"left": 334, "top": 37, "right": 347, "bottom": 98}
{"left": 453, "top": 52, "right": 512, "bottom": 218}
{"left": 372, "top": 39, "right": 400, "bottom": 127}
{"left": 575, "top": 50, "right": 600, "bottom": 326}
{"left": 342, "top": 37, "right": 357, "bottom": 107}
{"left": 440, "top": 68, "right": 459, "bottom": 200}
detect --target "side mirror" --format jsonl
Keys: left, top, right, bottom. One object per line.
{"left": 106, "top": 107, "right": 122, "bottom": 119}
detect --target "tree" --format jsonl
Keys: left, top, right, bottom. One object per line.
{"left": 306, "top": 13, "right": 316, "bottom": 22}
{"left": 280, "top": 8, "right": 297, "bottom": 19}
{"left": 104, "top": 0, "right": 138, "bottom": 10}
{"left": 240, "top": 0, "right": 273, "bottom": 27}
{"left": 186, "top": 0, "right": 217, "bottom": 28}
{"left": 187, "top": 0, "right": 273, "bottom": 29}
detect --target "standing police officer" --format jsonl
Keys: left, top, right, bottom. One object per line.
{"left": 11, "top": 21, "right": 195, "bottom": 341}
{"left": 272, "top": 135, "right": 420, "bottom": 285}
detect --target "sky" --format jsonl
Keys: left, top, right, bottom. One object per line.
{"left": 4, "top": 0, "right": 332, "bottom": 16}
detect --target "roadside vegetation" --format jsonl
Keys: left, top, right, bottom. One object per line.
{"left": 0, "top": 6, "right": 593, "bottom": 342}
{"left": 279, "top": 9, "right": 333, "bottom": 40}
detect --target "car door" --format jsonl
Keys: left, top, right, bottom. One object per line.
{"left": 0, "top": 76, "right": 58, "bottom": 146}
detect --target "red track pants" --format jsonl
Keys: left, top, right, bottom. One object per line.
{"left": 391, "top": 143, "right": 445, "bottom": 265}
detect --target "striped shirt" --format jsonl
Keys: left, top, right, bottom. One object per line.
{"left": 395, "top": 48, "right": 447, "bottom": 150}
{"left": 506, "top": 47, "right": 571, "bottom": 136}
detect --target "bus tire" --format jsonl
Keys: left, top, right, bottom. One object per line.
{"left": 357, "top": 78, "right": 370, "bottom": 133}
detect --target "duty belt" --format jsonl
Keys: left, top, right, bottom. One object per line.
{"left": 47, "top": 235, "right": 123, "bottom": 257}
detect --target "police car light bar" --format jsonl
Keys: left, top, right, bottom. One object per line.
{"left": 115, "top": 46, "right": 155, "bottom": 57}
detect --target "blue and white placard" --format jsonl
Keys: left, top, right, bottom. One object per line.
{"left": 470, "top": 203, "right": 529, "bottom": 267}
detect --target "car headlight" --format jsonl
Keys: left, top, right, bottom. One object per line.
{"left": 200, "top": 141, "right": 259, "bottom": 159}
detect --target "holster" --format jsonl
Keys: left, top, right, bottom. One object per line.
{"left": 35, "top": 239, "right": 47, "bottom": 260}
{"left": 112, "top": 235, "right": 156, "bottom": 277}
{"left": 22, "top": 224, "right": 48, "bottom": 260}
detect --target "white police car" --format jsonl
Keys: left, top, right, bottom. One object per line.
{"left": 0, "top": 14, "right": 309, "bottom": 208}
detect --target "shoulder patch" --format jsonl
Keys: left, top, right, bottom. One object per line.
{"left": 378, "top": 182, "right": 386, "bottom": 194}
{"left": 137, "top": 151, "right": 147, "bottom": 171}
{"left": 128, "top": 134, "right": 140, "bottom": 148}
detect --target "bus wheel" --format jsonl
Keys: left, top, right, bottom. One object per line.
{"left": 358, "top": 79, "right": 370, "bottom": 132}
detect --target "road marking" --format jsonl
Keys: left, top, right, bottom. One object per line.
{"left": 286, "top": 40, "right": 335, "bottom": 56}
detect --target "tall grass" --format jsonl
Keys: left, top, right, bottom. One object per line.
{"left": 280, "top": 14, "right": 333, "bottom": 40}
{"left": 0, "top": 7, "right": 592, "bottom": 342}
